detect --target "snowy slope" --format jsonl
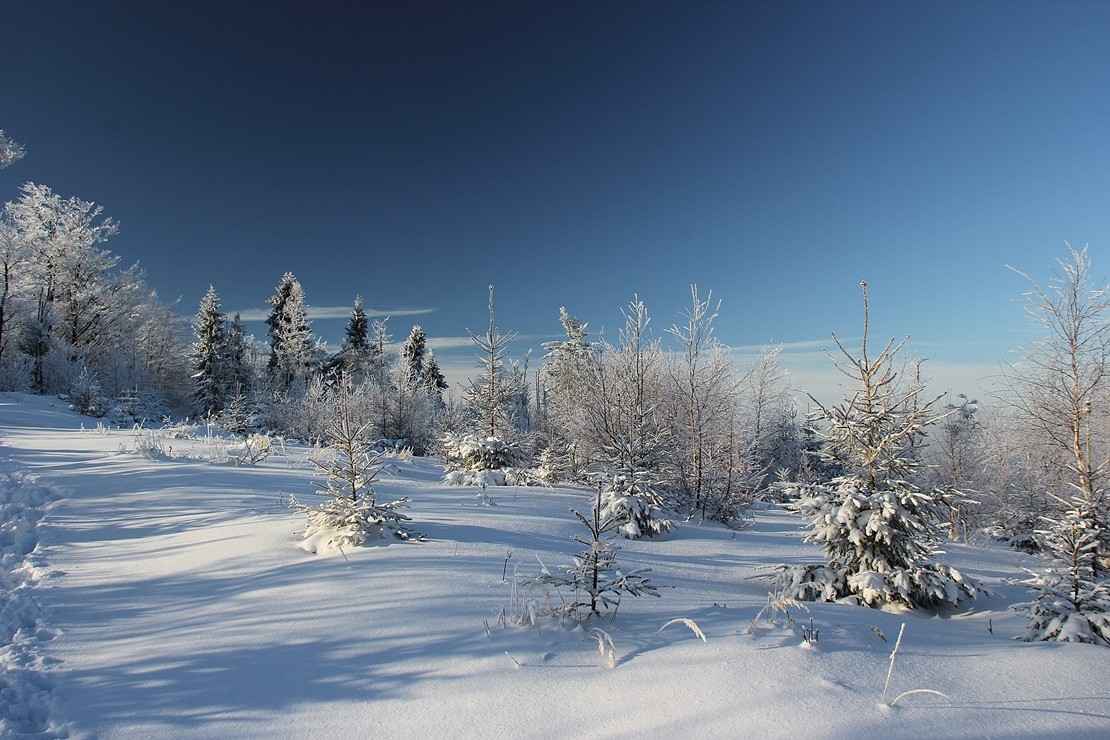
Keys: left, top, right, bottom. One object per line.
{"left": 1, "top": 392, "right": 1108, "bottom": 738}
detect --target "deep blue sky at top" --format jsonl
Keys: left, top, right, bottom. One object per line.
{"left": 3, "top": 0, "right": 1110, "bottom": 400}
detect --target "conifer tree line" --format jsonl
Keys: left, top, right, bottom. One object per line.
{"left": 1, "top": 134, "right": 1107, "bottom": 640}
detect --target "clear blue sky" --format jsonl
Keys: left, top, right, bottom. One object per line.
{"left": 3, "top": 0, "right": 1109, "bottom": 402}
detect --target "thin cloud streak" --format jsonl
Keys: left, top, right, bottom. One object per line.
{"left": 233, "top": 305, "right": 436, "bottom": 321}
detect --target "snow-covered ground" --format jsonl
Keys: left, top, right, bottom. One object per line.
{"left": 1, "top": 391, "right": 1108, "bottom": 738}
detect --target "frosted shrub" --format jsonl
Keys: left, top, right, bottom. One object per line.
{"left": 68, "top": 366, "right": 109, "bottom": 417}
{"left": 441, "top": 433, "right": 531, "bottom": 486}
{"left": 291, "top": 494, "right": 418, "bottom": 551}
{"left": 132, "top": 430, "right": 170, "bottom": 460}
{"left": 235, "top": 433, "right": 273, "bottom": 465}
{"left": 595, "top": 470, "right": 674, "bottom": 539}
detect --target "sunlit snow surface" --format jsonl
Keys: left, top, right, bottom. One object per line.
{"left": 1, "top": 392, "right": 1108, "bottom": 738}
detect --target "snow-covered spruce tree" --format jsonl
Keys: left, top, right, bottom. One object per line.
{"left": 400, "top": 324, "right": 428, "bottom": 382}
{"left": 777, "top": 281, "right": 978, "bottom": 609}
{"left": 324, "top": 296, "right": 374, "bottom": 384}
{"left": 191, "top": 285, "right": 228, "bottom": 417}
{"left": 441, "top": 432, "right": 530, "bottom": 486}
{"left": 420, "top": 349, "right": 448, "bottom": 403}
{"left": 447, "top": 285, "right": 529, "bottom": 485}
{"left": 463, "top": 285, "right": 524, "bottom": 439}
{"left": 265, "top": 272, "right": 317, "bottom": 392}
{"left": 1017, "top": 500, "right": 1110, "bottom": 645}
{"left": 400, "top": 323, "right": 447, "bottom": 404}
{"left": 528, "top": 484, "right": 659, "bottom": 621}
{"left": 291, "top": 378, "right": 420, "bottom": 550}
{"left": 218, "top": 312, "right": 257, "bottom": 428}
{"left": 595, "top": 469, "right": 674, "bottom": 539}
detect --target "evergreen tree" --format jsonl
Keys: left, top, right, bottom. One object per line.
{"left": 401, "top": 324, "right": 428, "bottom": 381}
{"left": 528, "top": 484, "right": 659, "bottom": 621}
{"left": 344, "top": 296, "right": 370, "bottom": 353}
{"left": 421, "top": 349, "right": 448, "bottom": 405}
{"left": 191, "top": 286, "right": 228, "bottom": 417}
{"left": 1019, "top": 500, "right": 1110, "bottom": 645}
{"left": 225, "top": 312, "right": 254, "bottom": 396}
{"left": 265, "top": 272, "right": 315, "bottom": 391}
{"left": 463, "top": 285, "right": 522, "bottom": 438}
{"left": 777, "top": 281, "right": 978, "bottom": 609}
{"left": 325, "top": 296, "right": 373, "bottom": 383}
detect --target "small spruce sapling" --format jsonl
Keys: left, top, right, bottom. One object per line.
{"left": 291, "top": 380, "right": 420, "bottom": 550}
{"left": 596, "top": 469, "right": 675, "bottom": 539}
{"left": 528, "top": 484, "right": 659, "bottom": 621}
{"left": 1017, "top": 499, "right": 1110, "bottom": 646}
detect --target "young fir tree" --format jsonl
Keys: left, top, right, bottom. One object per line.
{"left": 777, "top": 281, "right": 978, "bottom": 609}
{"left": 529, "top": 483, "right": 659, "bottom": 620}
{"left": 291, "top": 379, "right": 420, "bottom": 549}
{"left": 265, "top": 272, "right": 315, "bottom": 391}
{"left": 225, "top": 312, "right": 254, "bottom": 390}
{"left": 464, "top": 285, "right": 522, "bottom": 439}
{"left": 191, "top": 286, "right": 228, "bottom": 417}
{"left": 345, "top": 296, "right": 370, "bottom": 353}
{"left": 596, "top": 469, "right": 674, "bottom": 539}
{"left": 1018, "top": 499, "right": 1110, "bottom": 645}
{"left": 342, "top": 296, "right": 374, "bottom": 378}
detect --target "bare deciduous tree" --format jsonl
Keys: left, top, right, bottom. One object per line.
{"left": 1005, "top": 245, "right": 1110, "bottom": 504}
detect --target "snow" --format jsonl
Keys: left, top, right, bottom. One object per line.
{"left": 0, "top": 391, "right": 1108, "bottom": 738}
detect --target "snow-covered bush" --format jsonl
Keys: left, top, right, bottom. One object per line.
{"left": 68, "top": 366, "right": 109, "bottom": 417}
{"left": 131, "top": 429, "right": 171, "bottom": 460}
{"left": 524, "top": 486, "right": 659, "bottom": 621}
{"left": 291, "top": 494, "right": 419, "bottom": 552}
{"left": 595, "top": 470, "right": 675, "bottom": 539}
{"left": 441, "top": 433, "right": 531, "bottom": 486}
{"left": 1017, "top": 502, "right": 1110, "bottom": 646}
{"left": 235, "top": 433, "right": 273, "bottom": 465}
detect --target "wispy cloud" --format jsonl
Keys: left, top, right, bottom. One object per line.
{"left": 233, "top": 305, "right": 436, "bottom": 322}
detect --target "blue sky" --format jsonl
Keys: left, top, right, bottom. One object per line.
{"left": 3, "top": 0, "right": 1110, "bottom": 403}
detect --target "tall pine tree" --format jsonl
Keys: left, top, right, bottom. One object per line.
{"left": 266, "top": 272, "right": 315, "bottom": 391}
{"left": 191, "top": 286, "right": 228, "bottom": 416}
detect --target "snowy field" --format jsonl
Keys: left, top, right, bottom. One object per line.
{"left": 1, "top": 391, "right": 1108, "bottom": 739}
